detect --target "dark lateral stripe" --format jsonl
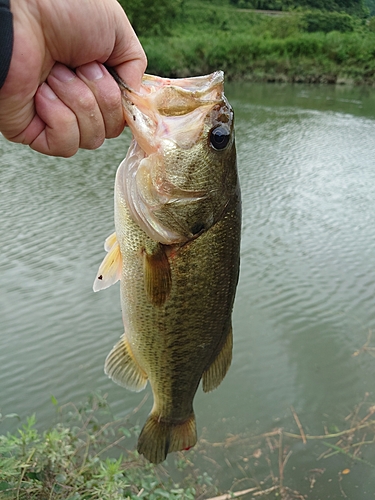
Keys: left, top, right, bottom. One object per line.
{"left": 0, "top": 0, "right": 13, "bottom": 89}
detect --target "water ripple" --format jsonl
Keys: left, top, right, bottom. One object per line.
{"left": 2, "top": 85, "right": 375, "bottom": 475}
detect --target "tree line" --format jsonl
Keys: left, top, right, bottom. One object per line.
{"left": 229, "top": 0, "right": 367, "bottom": 16}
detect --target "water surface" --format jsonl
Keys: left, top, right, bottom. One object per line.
{"left": 2, "top": 83, "right": 375, "bottom": 498}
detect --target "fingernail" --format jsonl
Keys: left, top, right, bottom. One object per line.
{"left": 39, "top": 83, "right": 57, "bottom": 100}
{"left": 50, "top": 64, "right": 76, "bottom": 82}
{"left": 78, "top": 62, "right": 104, "bottom": 81}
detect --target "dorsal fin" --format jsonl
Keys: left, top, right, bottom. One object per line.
{"left": 202, "top": 326, "right": 233, "bottom": 393}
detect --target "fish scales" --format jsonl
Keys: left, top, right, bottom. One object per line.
{"left": 94, "top": 70, "right": 241, "bottom": 464}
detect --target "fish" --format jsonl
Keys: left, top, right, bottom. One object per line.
{"left": 93, "top": 70, "right": 241, "bottom": 464}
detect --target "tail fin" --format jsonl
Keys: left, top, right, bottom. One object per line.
{"left": 137, "top": 413, "right": 197, "bottom": 464}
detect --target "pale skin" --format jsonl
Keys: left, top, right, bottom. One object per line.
{"left": 0, "top": 0, "right": 147, "bottom": 157}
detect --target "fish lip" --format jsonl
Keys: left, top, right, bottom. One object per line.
{"left": 109, "top": 68, "right": 225, "bottom": 97}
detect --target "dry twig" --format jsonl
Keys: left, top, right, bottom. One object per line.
{"left": 291, "top": 406, "right": 306, "bottom": 444}
{"left": 205, "top": 486, "right": 261, "bottom": 500}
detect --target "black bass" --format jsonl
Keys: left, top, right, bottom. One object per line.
{"left": 94, "top": 71, "right": 241, "bottom": 464}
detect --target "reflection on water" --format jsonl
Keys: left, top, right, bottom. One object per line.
{"left": 2, "top": 83, "right": 375, "bottom": 497}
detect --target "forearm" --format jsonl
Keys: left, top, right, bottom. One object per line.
{"left": 0, "top": 0, "right": 13, "bottom": 89}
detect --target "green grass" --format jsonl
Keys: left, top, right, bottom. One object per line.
{"left": 142, "top": 30, "right": 375, "bottom": 83}
{"left": 0, "top": 394, "right": 214, "bottom": 500}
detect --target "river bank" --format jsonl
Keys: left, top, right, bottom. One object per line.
{"left": 142, "top": 32, "right": 375, "bottom": 85}
{"left": 2, "top": 392, "right": 375, "bottom": 499}
{"left": 135, "top": 2, "right": 375, "bottom": 85}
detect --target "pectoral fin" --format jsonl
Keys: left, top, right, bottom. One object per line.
{"left": 202, "top": 326, "right": 233, "bottom": 393}
{"left": 104, "top": 334, "right": 148, "bottom": 392}
{"left": 104, "top": 231, "right": 118, "bottom": 252}
{"left": 93, "top": 232, "right": 122, "bottom": 292}
{"left": 143, "top": 243, "right": 171, "bottom": 307}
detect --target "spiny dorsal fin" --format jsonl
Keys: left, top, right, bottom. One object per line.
{"left": 93, "top": 232, "right": 122, "bottom": 292}
{"left": 104, "top": 334, "right": 148, "bottom": 392}
{"left": 202, "top": 326, "right": 233, "bottom": 393}
{"left": 143, "top": 243, "right": 171, "bottom": 307}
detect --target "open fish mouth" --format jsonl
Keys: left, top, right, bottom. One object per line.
{"left": 112, "top": 71, "right": 234, "bottom": 245}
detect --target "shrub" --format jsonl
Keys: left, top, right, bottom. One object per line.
{"left": 302, "top": 11, "right": 355, "bottom": 33}
{"left": 118, "top": 0, "right": 180, "bottom": 36}
{"left": 368, "top": 15, "right": 375, "bottom": 30}
{"left": 251, "top": 12, "right": 306, "bottom": 38}
{"left": 283, "top": 32, "right": 325, "bottom": 56}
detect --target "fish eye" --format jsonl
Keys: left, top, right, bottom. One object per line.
{"left": 209, "top": 125, "right": 230, "bottom": 151}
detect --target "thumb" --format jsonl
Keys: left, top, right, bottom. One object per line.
{"left": 104, "top": 6, "right": 147, "bottom": 91}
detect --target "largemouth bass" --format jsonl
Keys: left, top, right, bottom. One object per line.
{"left": 93, "top": 71, "right": 241, "bottom": 464}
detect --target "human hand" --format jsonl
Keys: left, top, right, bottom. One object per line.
{"left": 0, "top": 0, "right": 147, "bottom": 157}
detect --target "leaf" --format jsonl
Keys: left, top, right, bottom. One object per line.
{"left": 4, "top": 413, "right": 20, "bottom": 421}
{"left": 0, "top": 482, "right": 10, "bottom": 491}
{"left": 322, "top": 441, "right": 375, "bottom": 468}
{"left": 51, "top": 395, "right": 58, "bottom": 406}
{"left": 153, "top": 489, "right": 171, "bottom": 498}
{"left": 25, "top": 414, "right": 36, "bottom": 428}
{"left": 120, "top": 427, "right": 132, "bottom": 438}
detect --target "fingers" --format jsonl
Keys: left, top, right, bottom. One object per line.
{"left": 15, "top": 62, "right": 125, "bottom": 157}
{"left": 7, "top": 81, "right": 81, "bottom": 157}
{"left": 46, "top": 63, "right": 106, "bottom": 150}
{"left": 75, "top": 63, "right": 124, "bottom": 139}
{"left": 29, "top": 83, "right": 79, "bottom": 157}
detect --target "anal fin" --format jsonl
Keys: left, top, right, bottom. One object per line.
{"left": 143, "top": 243, "right": 171, "bottom": 307}
{"left": 104, "top": 334, "right": 148, "bottom": 392}
{"left": 202, "top": 326, "right": 233, "bottom": 393}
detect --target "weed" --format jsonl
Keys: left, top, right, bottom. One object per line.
{"left": 2, "top": 392, "right": 375, "bottom": 499}
{"left": 0, "top": 395, "right": 215, "bottom": 500}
